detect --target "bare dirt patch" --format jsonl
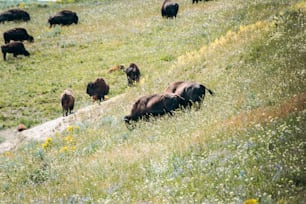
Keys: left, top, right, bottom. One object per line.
{"left": 0, "top": 94, "right": 125, "bottom": 153}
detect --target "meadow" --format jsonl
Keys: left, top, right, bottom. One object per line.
{"left": 0, "top": 0, "right": 305, "bottom": 203}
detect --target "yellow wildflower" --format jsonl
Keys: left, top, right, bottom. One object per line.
{"left": 60, "top": 146, "right": 68, "bottom": 153}
{"left": 66, "top": 126, "right": 73, "bottom": 132}
{"left": 42, "top": 137, "right": 53, "bottom": 150}
{"left": 42, "top": 142, "right": 48, "bottom": 149}
{"left": 244, "top": 199, "right": 259, "bottom": 204}
{"left": 65, "top": 135, "right": 75, "bottom": 144}
{"left": 4, "top": 151, "right": 12, "bottom": 157}
{"left": 18, "top": 2, "right": 25, "bottom": 8}
{"left": 46, "top": 137, "right": 52, "bottom": 143}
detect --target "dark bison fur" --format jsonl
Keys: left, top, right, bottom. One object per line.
{"left": 161, "top": 0, "right": 179, "bottom": 18}
{"left": 0, "top": 9, "right": 30, "bottom": 23}
{"left": 1, "top": 42, "right": 30, "bottom": 60}
{"left": 48, "top": 10, "right": 78, "bottom": 27}
{"left": 125, "top": 63, "right": 141, "bottom": 86}
{"left": 60, "top": 89, "right": 75, "bottom": 117}
{"left": 124, "top": 93, "right": 183, "bottom": 125}
{"left": 165, "top": 81, "right": 214, "bottom": 108}
{"left": 86, "top": 78, "right": 109, "bottom": 102}
{"left": 3, "top": 28, "right": 34, "bottom": 44}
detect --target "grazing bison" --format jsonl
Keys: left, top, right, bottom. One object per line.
{"left": 0, "top": 9, "right": 30, "bottom": 23}
{"left": 124, "top": 63, "right": 141, "bottom": 86}
{"left": 3, "top": 28, "right": 34, "bottom": 44}
{"left": 48, "top": 10, "right": 79, "bottom": 27}
{"left": 60, "top": 89, "right": 75, "bottom": 117}
{"left": 1, "top": 42, "right": 30, "bottom": 60}
{"left": 161, "top": 0, "right": 179, "bottom": 18}
{"left": 165, "top": 81, "right": 214, "bottom": 108}
{"left": 124, "top": 93, "right": 183, "bottom": 125}
{"left": 86, "top": 78, "right": 109, "bottom": 102}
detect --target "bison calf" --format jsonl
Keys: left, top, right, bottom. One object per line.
{"left": 124, "top": 93, "right": 183, "bottom": 126}
{"left": 165, "top": 81, "right": 214, "bottom": 109}
{"left": 60, "top": 89, "right": 75, "bottom": 117}
{"left": 86, "top": 78, "right": 109, "bottom": 102}
{"left": 1, "top": 42, "right": 30, "bottom": 60}
{"left": 0, "top": 9, "right": 30, "bottom": 23}
{"left": 3, "top": 27, "right": 34, "bottom": 44}
{"left": 48, "top": 10, "right": 78, "bottom": 27}
{"left": 124, "top": 63, "right": 141, "bottom": 86}
{"left": 161, "top": 0, "right": 179, "bottom": 18}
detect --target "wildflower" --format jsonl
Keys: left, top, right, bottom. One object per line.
{"left": 42, "top": 137, "right": 53, "bottom": 150}
{"left": 60, "top": 146, "right": 68, "bottom": 153}
{"left": 4, "top": 151, "right": 12, "bottom": 157}
{"left": 46, "top": 137, "right": 52, "bottom": 143}
{"left": 244, "top": 199, "right": 259, "bottom": 204}
{"left": 42, "top": 143, "right": 48, "bottom": 149}
{"left": 18, "top": 2, "right": 25, "bottom": 8}
{"left": 66, "top": 126, "right": 73, "bottom": 132}
{"left": 65, "top": 135, "right": 76, "bottom": 144}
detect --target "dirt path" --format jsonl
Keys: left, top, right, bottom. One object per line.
{"left": 0, "top": 94, "right": 125, "bottom": 153}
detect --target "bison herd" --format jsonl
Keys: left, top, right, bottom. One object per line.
{"left": 0, "top": 8, "right": 79, "bottom": 60}
{"left": 1, "top": 1, "right": 214, "bottom": 129}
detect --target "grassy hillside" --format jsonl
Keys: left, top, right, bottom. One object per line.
{"left": 0, "top": 0, "right": 305, "bottom": 203}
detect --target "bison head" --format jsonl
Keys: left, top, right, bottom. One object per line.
{"left": 86, "top": 82, "right": 95, "bottom": 96}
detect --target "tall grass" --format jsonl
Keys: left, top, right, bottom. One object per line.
{"left": 0, "top": 0, "right": 305, "bottom": 202}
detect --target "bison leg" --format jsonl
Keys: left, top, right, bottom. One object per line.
{"left": 2, "top": 52, "right": 6, "bottom": 60}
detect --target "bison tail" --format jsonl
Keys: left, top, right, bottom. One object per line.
{"left": 207, "top": 88, "right": 214, "bottom": 96}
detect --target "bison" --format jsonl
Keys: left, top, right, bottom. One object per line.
{"left": 165, "top": 81, "right": 214, "bottom": 108}
{"left": 1, "top": 42, "right": 30, "bottom": 60}
{"left": 86, "top": 78, "right": 109, "bottom": 102}
{"left": 161, "top": 0, "right": 179, "bottom": 18}
{"left": 3, "top": 28, "right": 34, "bottom": 44}
{"left": 124, "top": 63, "right": 141, "bottom": 86}
{"left": 48, "top": 10, "right": 79, "bottom": 27}
{"left": 124, "top": 93, "right": 183, "bottom": 126}
{"left": 60, "top": 89, "right": 75, "bottom": 117}
{"left": 0, "top": 9, "right": 30, "bottom": 23}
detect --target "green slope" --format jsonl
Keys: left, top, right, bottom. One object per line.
{"left": 0, "top": 0, "right": 305, "bottom": 202}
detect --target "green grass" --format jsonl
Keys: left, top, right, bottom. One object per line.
{"left": 0, "top": 0, "right": 305, "bottom": 203}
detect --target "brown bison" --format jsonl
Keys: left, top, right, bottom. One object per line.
{"left": 1, "top": 42, "right": 30, "bottom": 60}
{"left": 0, "top": 9, "right": 30, "bottom": 23}
{"left": 161, "top": 0, "right": 179, "bottom": 18}
{"left": 124, "top": 93, "right": 183, "bottom": 125}
{"left": 124, "top": 63, "right": 141, "bottom": 86}
{"left": 86, "top": 78, "right": 109, "bottom": 102}
{"left": 60, "top": 89, "right": 75, "bottom": 117}
{"left": 3, "top": 28, "right": 34, "bottom": 44}
{"left": 48, "top": 10, "right": 79, "bottom": 27}
{"left": 165, "top": 81, "right": 214, "bottom": 108}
